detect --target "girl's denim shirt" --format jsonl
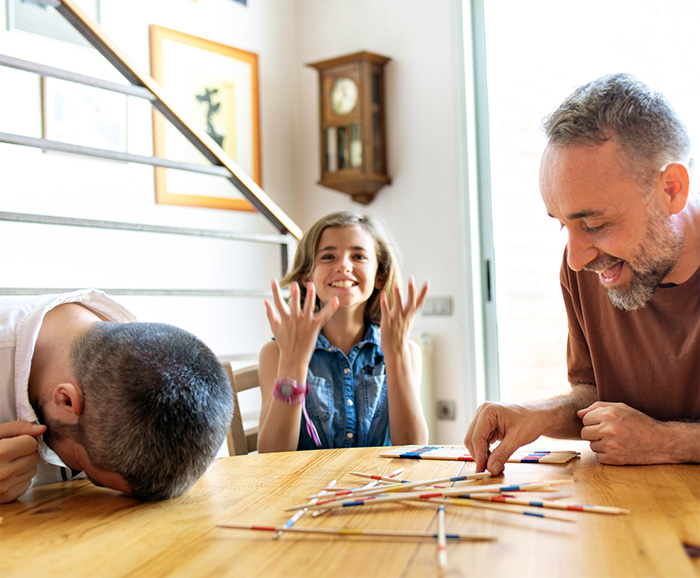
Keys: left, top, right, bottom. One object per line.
{"left": 297, "top": 323, "right": 391, "bottom": 450}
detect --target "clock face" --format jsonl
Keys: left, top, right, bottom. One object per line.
{"left": 330, "top": 77, "right": 358, "bottom": 115}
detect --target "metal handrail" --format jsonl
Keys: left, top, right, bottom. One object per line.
{"left": 0, "top": 133, "right": 234, "bottom": 176}
{"left": 0, "top": 211, "right": 291, "bottom": 245}
{"left": 1, "top": 1, "right": 298, "bottom": 362}
{"left": 0, "top": 54, "right": 154, "bottom": 100}
{"left": 1, "top": 0, "right": 302, "bottom": 239}
{"left": 0, "top": 288, "right": 270, "bottom": 298}
{"left": 0, "top": 210, "right": 294, "bottom": 297}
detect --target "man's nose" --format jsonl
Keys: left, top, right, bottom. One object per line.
{"left": 566, "top": 229, "right": 598, "bottom": 271}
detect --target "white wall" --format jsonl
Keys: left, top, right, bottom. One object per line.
{"left": 0, "top": 0, "right": 477, "bottom": 443}
{"left": 0, "top": 0, "right": 299, "bottom": 360}
{"left": 293, "top": 0, "right": 476, "bottom": 442}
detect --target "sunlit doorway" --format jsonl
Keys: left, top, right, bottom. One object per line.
{"left": 476, "top": 0, "right": 700, "bottom": 402}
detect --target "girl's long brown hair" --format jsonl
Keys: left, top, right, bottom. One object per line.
{"left": 281, "top": 211, "right": 401, "bottom": 325}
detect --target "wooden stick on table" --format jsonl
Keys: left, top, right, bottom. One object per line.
{"left": 288, "top": 480, "right": 573, "bottom": 512}
{"left": 312, "top": 468, "right": 404, "bottom": 518}
{"left": 276, "top": 479, "right": 337, "bottom": 537}
{"left": 437, "top": 505, "right": 448, "bottom": 569}
{"left": 217, "top": 523, "right": 497, "bottom": 542}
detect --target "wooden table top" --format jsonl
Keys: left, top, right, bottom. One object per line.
{"left": 1, "top": 441, "right": 699, "bottom": 578}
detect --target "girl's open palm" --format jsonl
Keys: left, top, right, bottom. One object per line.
{"left": 380, "top": 277, "right": 429, "bottom": 355}
{"left": 264, "top": 279, "right": 339, "bottom": 365}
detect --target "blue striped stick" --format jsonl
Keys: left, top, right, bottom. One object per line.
{"left": 290, "top": 480, "right": 571, "bottom": 512}
{"left": 275, "top": 479, "right": 336, "bottom": 538}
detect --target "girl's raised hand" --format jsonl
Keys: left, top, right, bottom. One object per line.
{"left": 264, "top": 279, "right": 339, "bottom": 365}
{"left": 380, "top": 277, "right": 429, "bottom": 355}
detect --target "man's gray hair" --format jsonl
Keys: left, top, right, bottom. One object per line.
{"left": 71, "top": 322, "right": 234, "bottom": 501}
{"left": 543, "top": 73, "right": 692, "bottom": 186}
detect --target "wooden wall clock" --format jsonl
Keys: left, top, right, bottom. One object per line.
{"left": 308, "top": 51, "right": 391, "bottom": 204}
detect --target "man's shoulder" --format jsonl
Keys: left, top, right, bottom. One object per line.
{"left": 0, "top": 289, "right": 135, "bottom": 329}
{"left": 61, "top": 289, "right": 136, "bottom": 322}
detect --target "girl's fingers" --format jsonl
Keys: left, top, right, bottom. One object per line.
{"left": 271, "top": 279, "right": 289, "bottom": 316}
{"left": 393, "top": 284, "right": 404, "bottom": 313}
{"left": 380, "top": 292, "right": 389, "bottom": 317}
{"left": 303, "top": 282, "right": 316, "bottom": 316}
{"left": 263, "top": 300, "right": 280, "bottom": 331}
{"left": 405, "top": 277, "right": 416, "bottom": 312}
{"left": 318, "top": 297, "right": 340, "bottom": 324}
{"left": 289, "top": 282, "right": 301, "bottom": 315}
{"left": 415, "top": 281, "right": 430, "bottom": 309}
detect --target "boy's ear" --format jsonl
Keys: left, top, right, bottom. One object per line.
{"left": 51, "top": 383, "right": 84, "bottom": 423}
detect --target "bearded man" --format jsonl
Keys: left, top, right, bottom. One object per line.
{"left": 465, "top": 74, "right": 700, "bottom": 474}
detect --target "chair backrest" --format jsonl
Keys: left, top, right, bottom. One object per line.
{"left": 220, "top": 361, "right": 260, "bottom": 455}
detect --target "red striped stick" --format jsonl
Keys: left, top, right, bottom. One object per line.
{"left": 464, "top": 493, "right": 629, "bottom": 515}
{"left": 217, "top": 523, "right": 496, "bottom": 542}
{"left": 287, "top": 480, "right": 572, "bottom": 512}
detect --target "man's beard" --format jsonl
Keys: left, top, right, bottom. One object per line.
{"left": 583, "top": 202, "right": 684, "bottom": 311}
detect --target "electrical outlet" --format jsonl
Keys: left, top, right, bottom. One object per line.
{"left": 422, "top": 296, "right": 453, "bottom": 316}
{"left": 436, "top": 400, "right": 456, "bottom": 420}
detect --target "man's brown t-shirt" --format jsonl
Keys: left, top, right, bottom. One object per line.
{"left": 561, "top": 250, "right": 700, "bottom": 421}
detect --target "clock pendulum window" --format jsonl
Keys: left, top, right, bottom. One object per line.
{"left": 307, "top": 51, "right": 391, "bottom": 204}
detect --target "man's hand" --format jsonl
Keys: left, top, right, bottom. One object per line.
{"left": 464, "top": 401, "right": 543, "bottom": 475}
{"left": 0, "top": 420, "right": 46, "bottom": 503}
{"left": 465, "top": 386, "right": 598, "bottom": 475}
{"left": 578, "top": 402, "right": 673, "bottom": 465}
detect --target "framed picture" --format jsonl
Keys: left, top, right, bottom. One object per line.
{"left": 41, "top": 77, "right": 127, "bottom": 152}
{"left": 7, "top": 0, "right": 100, "bottom": 46}
{"left": 150, "top": 25, "right": 261, "bottom": 211}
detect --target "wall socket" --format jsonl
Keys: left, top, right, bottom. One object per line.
{"left": 422, "top": 296, "right": 453, "bottom": 316}
{"left": 436, "top": 400, "right": 456, "bottom": 420}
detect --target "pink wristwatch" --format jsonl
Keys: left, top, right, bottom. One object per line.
{"left": 271, "top": 377, "right": 321, "bottom": 447}
{"left": 272, "top": 377, "right": 307, "bottom": 404}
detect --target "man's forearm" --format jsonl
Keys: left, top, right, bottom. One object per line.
{"left": 658, "top": 421, "right": 700, "bottom": 464}
{"left": 527, "top": 383, "right": 598, "bottom": 440}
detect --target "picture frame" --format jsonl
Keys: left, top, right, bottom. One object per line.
{"left": 7, "top": 0, "right": 100, "bottom": 46}
{"left": 150, "top": 25, "right": 261, "bottom": 211}
{"left": 41, "top": 76, "right": 128, "bottom": 153}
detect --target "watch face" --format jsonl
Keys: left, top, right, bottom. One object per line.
{"left": 330, "top": 77, "right": 358, "bottom": 115}
{"left": 279, "top": 383, "right": 294, "bottom": 397}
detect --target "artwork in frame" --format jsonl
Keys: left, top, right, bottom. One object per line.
{"left": 150, "top": 25, "right": 261, "bottom": 211}
{"left": 7, "top": 0, "right": 100, "bottom": 46}
{"left": 41, "top": 76, "right": 127, "bottom": 153}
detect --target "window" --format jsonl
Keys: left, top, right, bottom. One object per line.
{"left": 475, "top": 0, "right": 700, "bottom": 402}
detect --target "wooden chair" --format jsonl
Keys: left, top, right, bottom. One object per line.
{"left": 221, "top": 361, "right": 260, "bottom": 455}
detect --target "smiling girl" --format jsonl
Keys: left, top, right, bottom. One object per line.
{"left": 257, "top": 211, "right": 429, "bottom": 452}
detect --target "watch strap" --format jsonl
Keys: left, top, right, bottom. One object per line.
{"left": 272, "top": 377, "right": 306, "bottom": 404}
{"left": 271, "top": 377, "right": 321, "bottom": 448}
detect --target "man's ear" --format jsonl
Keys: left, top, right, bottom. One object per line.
{"left": 51, "top": 383, "right": 84, "bottom": 422}
{"left": 660, "top": 163, "right": 690, "bottom": 215}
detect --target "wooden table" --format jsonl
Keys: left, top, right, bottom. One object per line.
{"left": 1, "top": 441, "right": 699, "bottom": 578}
